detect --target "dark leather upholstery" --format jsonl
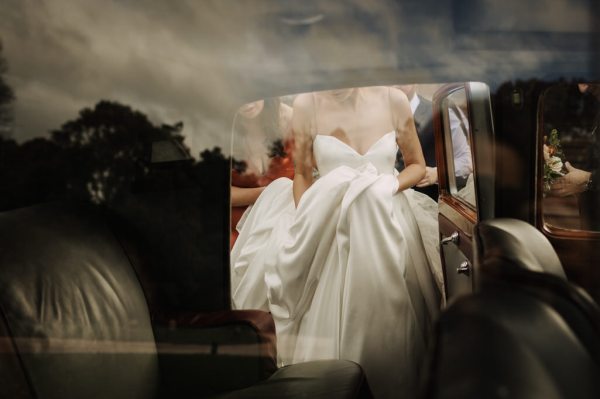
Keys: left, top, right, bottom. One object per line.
{"left": 0, "top": 202, "right": 371, "bottom": 398}
{"left": 426, "top": 290, "right": 600, "bottom": 399}
{"left": 474, "top": 218, "right": 565, "bottom": 278}
{"left": 0, "top": 310, "right": 32, "bottom": 399}
{"left": 424, "top": 218, "right": 600, "bottom": 398}
{"left": 212, "top": 360, "right": 371, "bottom": 399}
{"left": 475, "top": 218, "right": 600, "bottom": 364}
{"left": 0, "top": 203, "right": 159, "bottom": 399}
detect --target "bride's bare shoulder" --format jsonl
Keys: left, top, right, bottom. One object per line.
{"left": 387, "top": 87, "right": 411, "bottom": 117}
{"left": 293, "top": 93, "right": 314, "bottom": 110}
{"left": 291, "top": 93, "right": 315, "bottom": 134}
{"left": 292, "top": 93, "right": 316, "bottom": 124}
{"left": 387, "top": 86, "right": 409, "bottom": 104}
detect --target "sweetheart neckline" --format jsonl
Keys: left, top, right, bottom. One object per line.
{"left": 314, "top": 131, "right": 395, "bottom": 157}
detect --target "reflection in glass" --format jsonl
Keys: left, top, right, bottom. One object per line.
{"left": 395, "top": 84, "right": 474, "bottom": 204}
{"left": 541, "top": 83, "right": 600, "bottom": 232}
{"left": 230, "top": 98, "right": 294, "bottom": 247}
{"left": 230, "top": 86, "right": 442, "bottom": 398}
{"left": 442, "top": 89, "right": 475, "bottom": 208}
{"left": 395, "top": 84, "right": 441, "bottom": 201}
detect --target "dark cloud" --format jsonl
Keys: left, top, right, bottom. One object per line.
{"left": 0, "top": 0, "right": 245, "bottom": 154}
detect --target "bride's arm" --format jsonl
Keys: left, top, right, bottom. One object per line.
{"left": 391, "top": 89, "right": 426, "bottom": 192}
{"left": 292, "top": 94, "right": 315, "bottom": 206}
{"left": 231, "top": 186, "right": 265, "bottom": 206}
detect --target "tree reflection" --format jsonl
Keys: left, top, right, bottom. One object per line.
{"left": 0, "top": 39, "right": 14, "bottom": 137}
{"left": 0, "top": 100, "right": 228, "bottom": 212}
{"left": 51, "top": 100, "right": 186, "bottom": 205}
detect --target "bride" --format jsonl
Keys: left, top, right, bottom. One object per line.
{"left": 231, "top": 86, "right": 442, "bottom": 398}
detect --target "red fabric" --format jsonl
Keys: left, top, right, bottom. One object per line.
{"left": 231, "top": 139, "right": 294, "bottom": 248}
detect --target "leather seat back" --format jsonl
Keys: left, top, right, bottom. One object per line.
{"left": 0, "top": 203, "right": 159, "bottom": 399}
{"left": 423, "top": 218, "right": 600, "bottom": 398}
{"left": 425, "top": 289, "right": 600, "bottom": 399}
{"left": 474, "top": 218, "right": 600, "bottom": 365}
{"left": 474, "top": 218, "right": 565, "bottom": 278}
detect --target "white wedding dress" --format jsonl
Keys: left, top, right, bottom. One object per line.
{"left": 231, "top": 130, "right": 443, "bottom": 398}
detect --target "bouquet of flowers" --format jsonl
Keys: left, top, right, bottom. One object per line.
{"left": 543, "top": 128, "right": 565, "bottom": 193}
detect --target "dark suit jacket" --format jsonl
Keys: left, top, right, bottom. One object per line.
{"left": 580, "top": 117, "right": 600, "bottom": 230}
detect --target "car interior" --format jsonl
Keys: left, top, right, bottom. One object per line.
{"left": 1, "top": 1, "right": 600, "bottom": 398}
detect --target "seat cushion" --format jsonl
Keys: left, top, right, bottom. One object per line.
{"left": 211, "top": 360, "right": 372, "bottom": 399}
{"left": 0, "top": 203, "right": 159, "bottom": 399}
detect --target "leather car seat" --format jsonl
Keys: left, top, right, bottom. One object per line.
{"left": 422, "top": 218, "right": 600, "bottom": 399}
{"left": 474, "top": 218, "right": 600, "bottom": 364}
{"left": 474, "top": 218, "right": 565, "bottom": 278}
{"left": 424, "top": 289, "right": 600, "bottom": 399}
{"left": 0, "top": 202, "right": 371, "bottom": 399}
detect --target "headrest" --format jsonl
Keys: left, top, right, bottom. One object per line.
{"left": 474, "top": 218, "right": 565, "bottom": 279}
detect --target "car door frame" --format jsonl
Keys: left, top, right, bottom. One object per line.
{"left": 433, "top": 82, "right": 496, "bottom": 303}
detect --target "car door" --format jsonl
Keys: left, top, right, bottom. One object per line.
{"left": 433, "top": 82, "right": 495, "bottom": 303}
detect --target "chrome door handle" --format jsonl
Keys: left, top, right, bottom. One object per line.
{"left": 441, "top": 231, "right": 459, "bottom": 245}
{"left": 457, "top": 260, "right": 471, "bottom": 275}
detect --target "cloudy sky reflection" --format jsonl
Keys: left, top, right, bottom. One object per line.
{"left": 0, "top": 0, "right": 596, "bottom": 155}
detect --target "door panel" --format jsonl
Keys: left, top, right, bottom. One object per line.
{"left": 439, "top": 213, "right": 473, "bottom": 300}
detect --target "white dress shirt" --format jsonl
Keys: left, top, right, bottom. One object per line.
{"left": 410, "top": 94, "right": 472, "bottom": 178}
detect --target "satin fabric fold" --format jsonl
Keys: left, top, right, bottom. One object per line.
{"left": 231, "top": 160, "right": 441, "bottom": 398}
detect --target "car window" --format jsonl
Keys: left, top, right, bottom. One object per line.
{"left": 229, "top": 83, "right": 475, "bottom": 248}
{"left": 441, "top": 88, "right": 476, "bottom": 209}
{"left": 0, "top": 25, "right": 231, "bottom": 311}
{"left": 540, "top": 83, "right": 600, "bottom": 233}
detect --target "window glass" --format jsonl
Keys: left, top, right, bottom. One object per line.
{"left": 230, "top": 97, "right": 295, "bottom": 247}
{"left": 540, "top": 83, "right": 600, "bottom": 232}
{"left": 441, "top": 88, "right": 476, "bottom": 208}
{"left": 230, "top": 83, "right": 479, "bottom": 250}
{"left": 0, "top": 30, "right": 228, "bottom": 213}
{"left": 394, "top": 84, "right": 449, "bottom": 202}
{"left": 0, "top": 14, "right": 230, "bottom": 312}
{"left": 229, "top": 86, "right": 444, "bottom": 387}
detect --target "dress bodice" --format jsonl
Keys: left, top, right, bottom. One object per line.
{"left": 313, "top": 131, "right": 397, "bottom": 176}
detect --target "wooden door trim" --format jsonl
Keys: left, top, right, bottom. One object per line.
{"left": 439, "top": 211, "right": 475, "bottom": 260}
{"left": 439, "top": 197, "right": 477, "bottom": 238}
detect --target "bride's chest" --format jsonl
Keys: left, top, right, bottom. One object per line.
{"left": 312, "top": 132, "right": 398, "bottom": 176}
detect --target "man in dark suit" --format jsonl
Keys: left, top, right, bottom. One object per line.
{"left": 395, "top": 85, "right": 472, "bottom": 201}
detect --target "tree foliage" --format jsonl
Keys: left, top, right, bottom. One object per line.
{"left": 51, "top": 100, "right": 185, "bottom": 204}
{"left": 0, "top": 100, "right": 207, "bottom": 210}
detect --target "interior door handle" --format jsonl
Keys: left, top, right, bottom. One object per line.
{"left": 457, "top": 260, "right": 471, "bottom": 275}
{"left": 441, "top": 231, "right": 459, "bottom": 245}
